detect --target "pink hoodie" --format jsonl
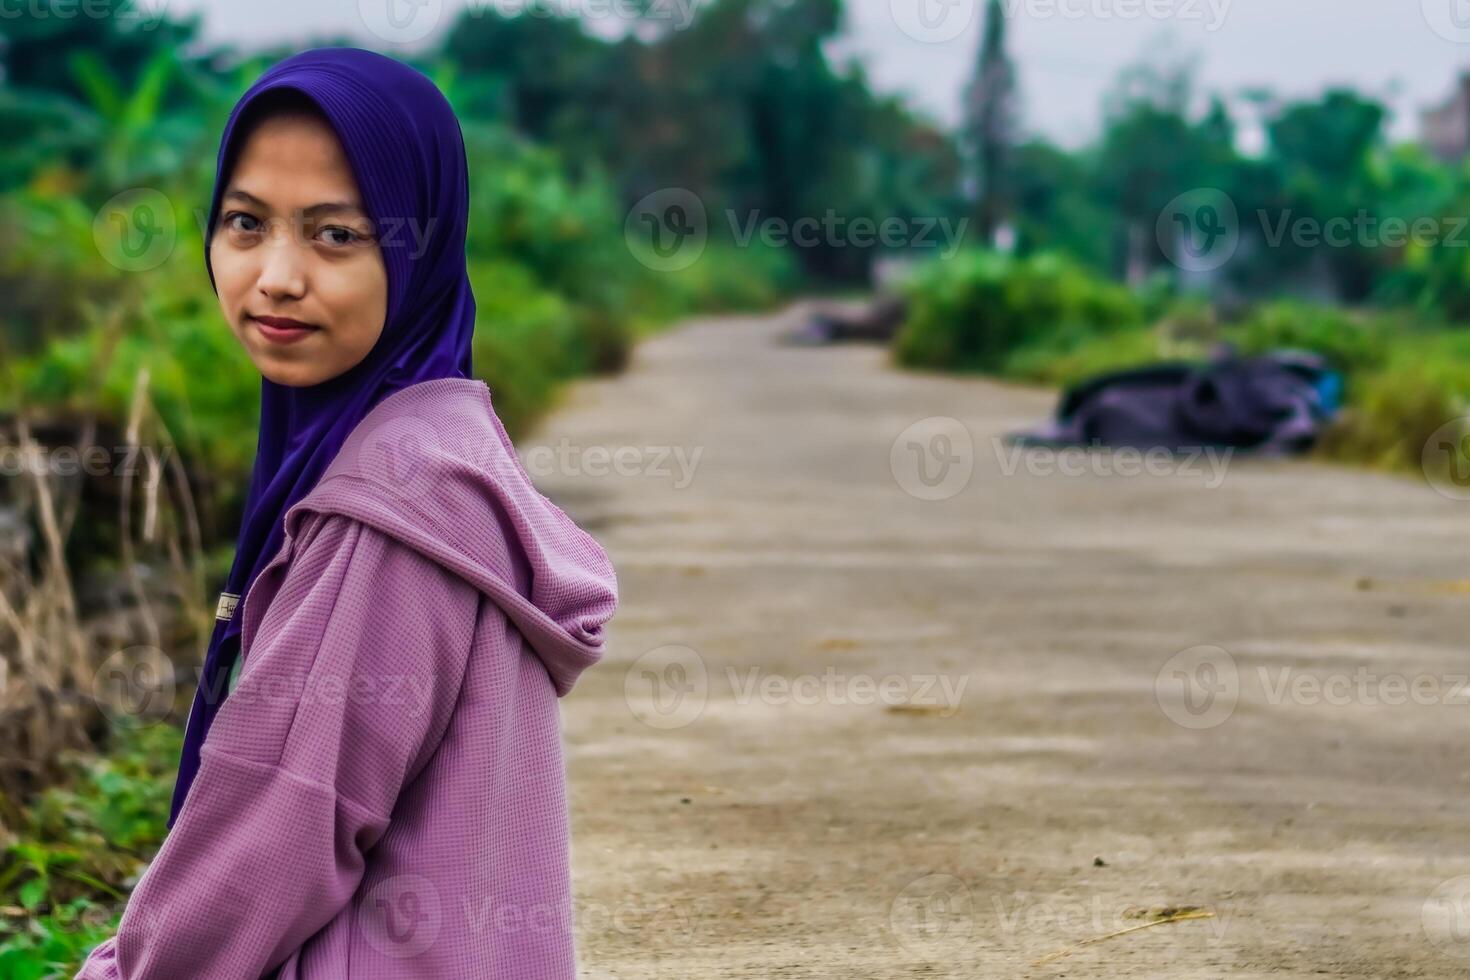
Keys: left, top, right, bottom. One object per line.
{"left": 76, "top": 378, "right": 619, "bottom": 979}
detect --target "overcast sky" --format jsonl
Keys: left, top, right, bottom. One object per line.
{"left": 169, "top": 0, "right": 1470, "bottom": 147}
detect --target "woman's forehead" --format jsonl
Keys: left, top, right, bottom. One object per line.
{"left": 226, "top": 114, "right": 366, "bottom": 212}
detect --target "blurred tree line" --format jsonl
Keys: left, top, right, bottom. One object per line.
{"left": 978, "top": 16, "right": 1470, "bottom": 322}
{"left": 9, "top": 0, "right": 1467, "bottom": 330}
{"left": 0, "top": 0, "right": 969, "bottom": 282}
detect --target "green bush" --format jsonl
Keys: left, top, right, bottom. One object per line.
{"left": 1220, "top": 301, "right": 1470, "bottom": 475}
{"left": 892, "top": 250, "right": 1145, "bottom": 373}
{"left": 1001, "top": 326, "right": 1163, "bottom": 388}
{"left": 1228, "top": 300, "right": 1393, "bottom": 374}
{"left": 467, "top": 258, "right": 583, "bottom": 437}
{"left": 1315, "top": 333, "right": 1470, "bottom": 473}
{"left": 667, "top": 240, "right": 801, "bottom": 315}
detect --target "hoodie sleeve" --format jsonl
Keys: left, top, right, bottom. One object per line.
{"left": 75, "top": 510, "right": 481, "bottom": 979}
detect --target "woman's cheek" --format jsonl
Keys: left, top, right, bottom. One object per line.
{"left": 326, "top": 255, "right": 388, "bottom": 345}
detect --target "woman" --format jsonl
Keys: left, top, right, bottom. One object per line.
{"left": 77, "top": 47, "right": 619, "bottom": 979}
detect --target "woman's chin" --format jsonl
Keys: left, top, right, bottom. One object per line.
{"left": 253, "top": 353, "right": 334, "bottom": 388}
{"left": 239, "top": 331, "right": 328, "bottom": 386}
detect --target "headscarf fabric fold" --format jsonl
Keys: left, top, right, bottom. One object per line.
{"left": 168, "top": 47, "right": 477, "bottom": 829}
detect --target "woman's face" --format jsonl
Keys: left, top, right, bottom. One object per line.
{"left": 211, "top": 108, "right": 388, "bottom": 388}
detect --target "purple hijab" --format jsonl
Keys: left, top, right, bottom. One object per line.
{"left": 168, "top": 47, "right": 477, "bottom": 828}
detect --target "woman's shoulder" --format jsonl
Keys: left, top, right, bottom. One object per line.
{"left": 240, "top": 507, "right": 482, "bottom": 670}
{"left": 258, "top": 374, "right": 617, "bottom": 699}
{"left": 279, "top": 510, "right": 481, "bottom": 610}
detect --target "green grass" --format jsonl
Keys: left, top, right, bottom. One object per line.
{"left": 0, "top": 724, "right": 182, "bottom": 979}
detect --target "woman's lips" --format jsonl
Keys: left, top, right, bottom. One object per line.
{"left": 251, "top": 315, "right": 320, "bottom": 345}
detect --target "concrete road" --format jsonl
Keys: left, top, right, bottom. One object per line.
{"left": 526, "top": 301, "right": 1470, "bottom": 979}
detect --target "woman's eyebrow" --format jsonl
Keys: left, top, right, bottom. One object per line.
{"left": 221, "top": 187, "right": 367, "bottom": 218}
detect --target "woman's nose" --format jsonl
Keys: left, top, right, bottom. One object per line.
{"left": 256, "top": 220, "right": 307, "bottom": 299}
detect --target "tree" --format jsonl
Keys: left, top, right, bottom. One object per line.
{"left": 1093, "top": 52, "right": 1235, "bottom": 284}
{"left": 1263, "top": 89, "right": 1389, "bottom": 302}
{"left": 962, "top": 0, "right": 1018, "bottom": 247}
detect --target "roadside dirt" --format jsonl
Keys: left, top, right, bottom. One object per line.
{"left": 527, "top": 301, "right": 1470, "bottom": 979}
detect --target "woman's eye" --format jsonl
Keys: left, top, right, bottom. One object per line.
{"left": 317, "top": 225, "right": 361, "bottom": 247}
{"left": 224, "top": 211, "right": 261, "bottom": 233}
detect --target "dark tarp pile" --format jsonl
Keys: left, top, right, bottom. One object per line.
{"left": 788, "top": 294, "right": 907, "bottom": 345}
{"left": 1008, "top": 349, "right": 1343, "bottom": 455}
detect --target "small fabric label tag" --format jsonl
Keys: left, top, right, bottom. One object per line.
{"left": 215, "top": 591, "right": 240, "bottom": 621}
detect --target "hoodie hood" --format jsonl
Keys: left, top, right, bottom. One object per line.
{"left": 270, "top": 377, "right": 617, "bottom": 696}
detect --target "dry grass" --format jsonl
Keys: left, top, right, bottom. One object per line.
{"left": 0, "top": 322, "right": 210, "bottom": 827}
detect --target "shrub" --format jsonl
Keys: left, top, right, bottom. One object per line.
{"left": 1315, "top": 333, "right": 1470, "bottom": 474}
{"left": 1228, "top": 300, "right": 1393, "bottom": 374}
{"left": 892, "top": 250, "right": 1145, "bottom": 373}
{"left": 467, "top": 259, "right": 582, "bottom": 438}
